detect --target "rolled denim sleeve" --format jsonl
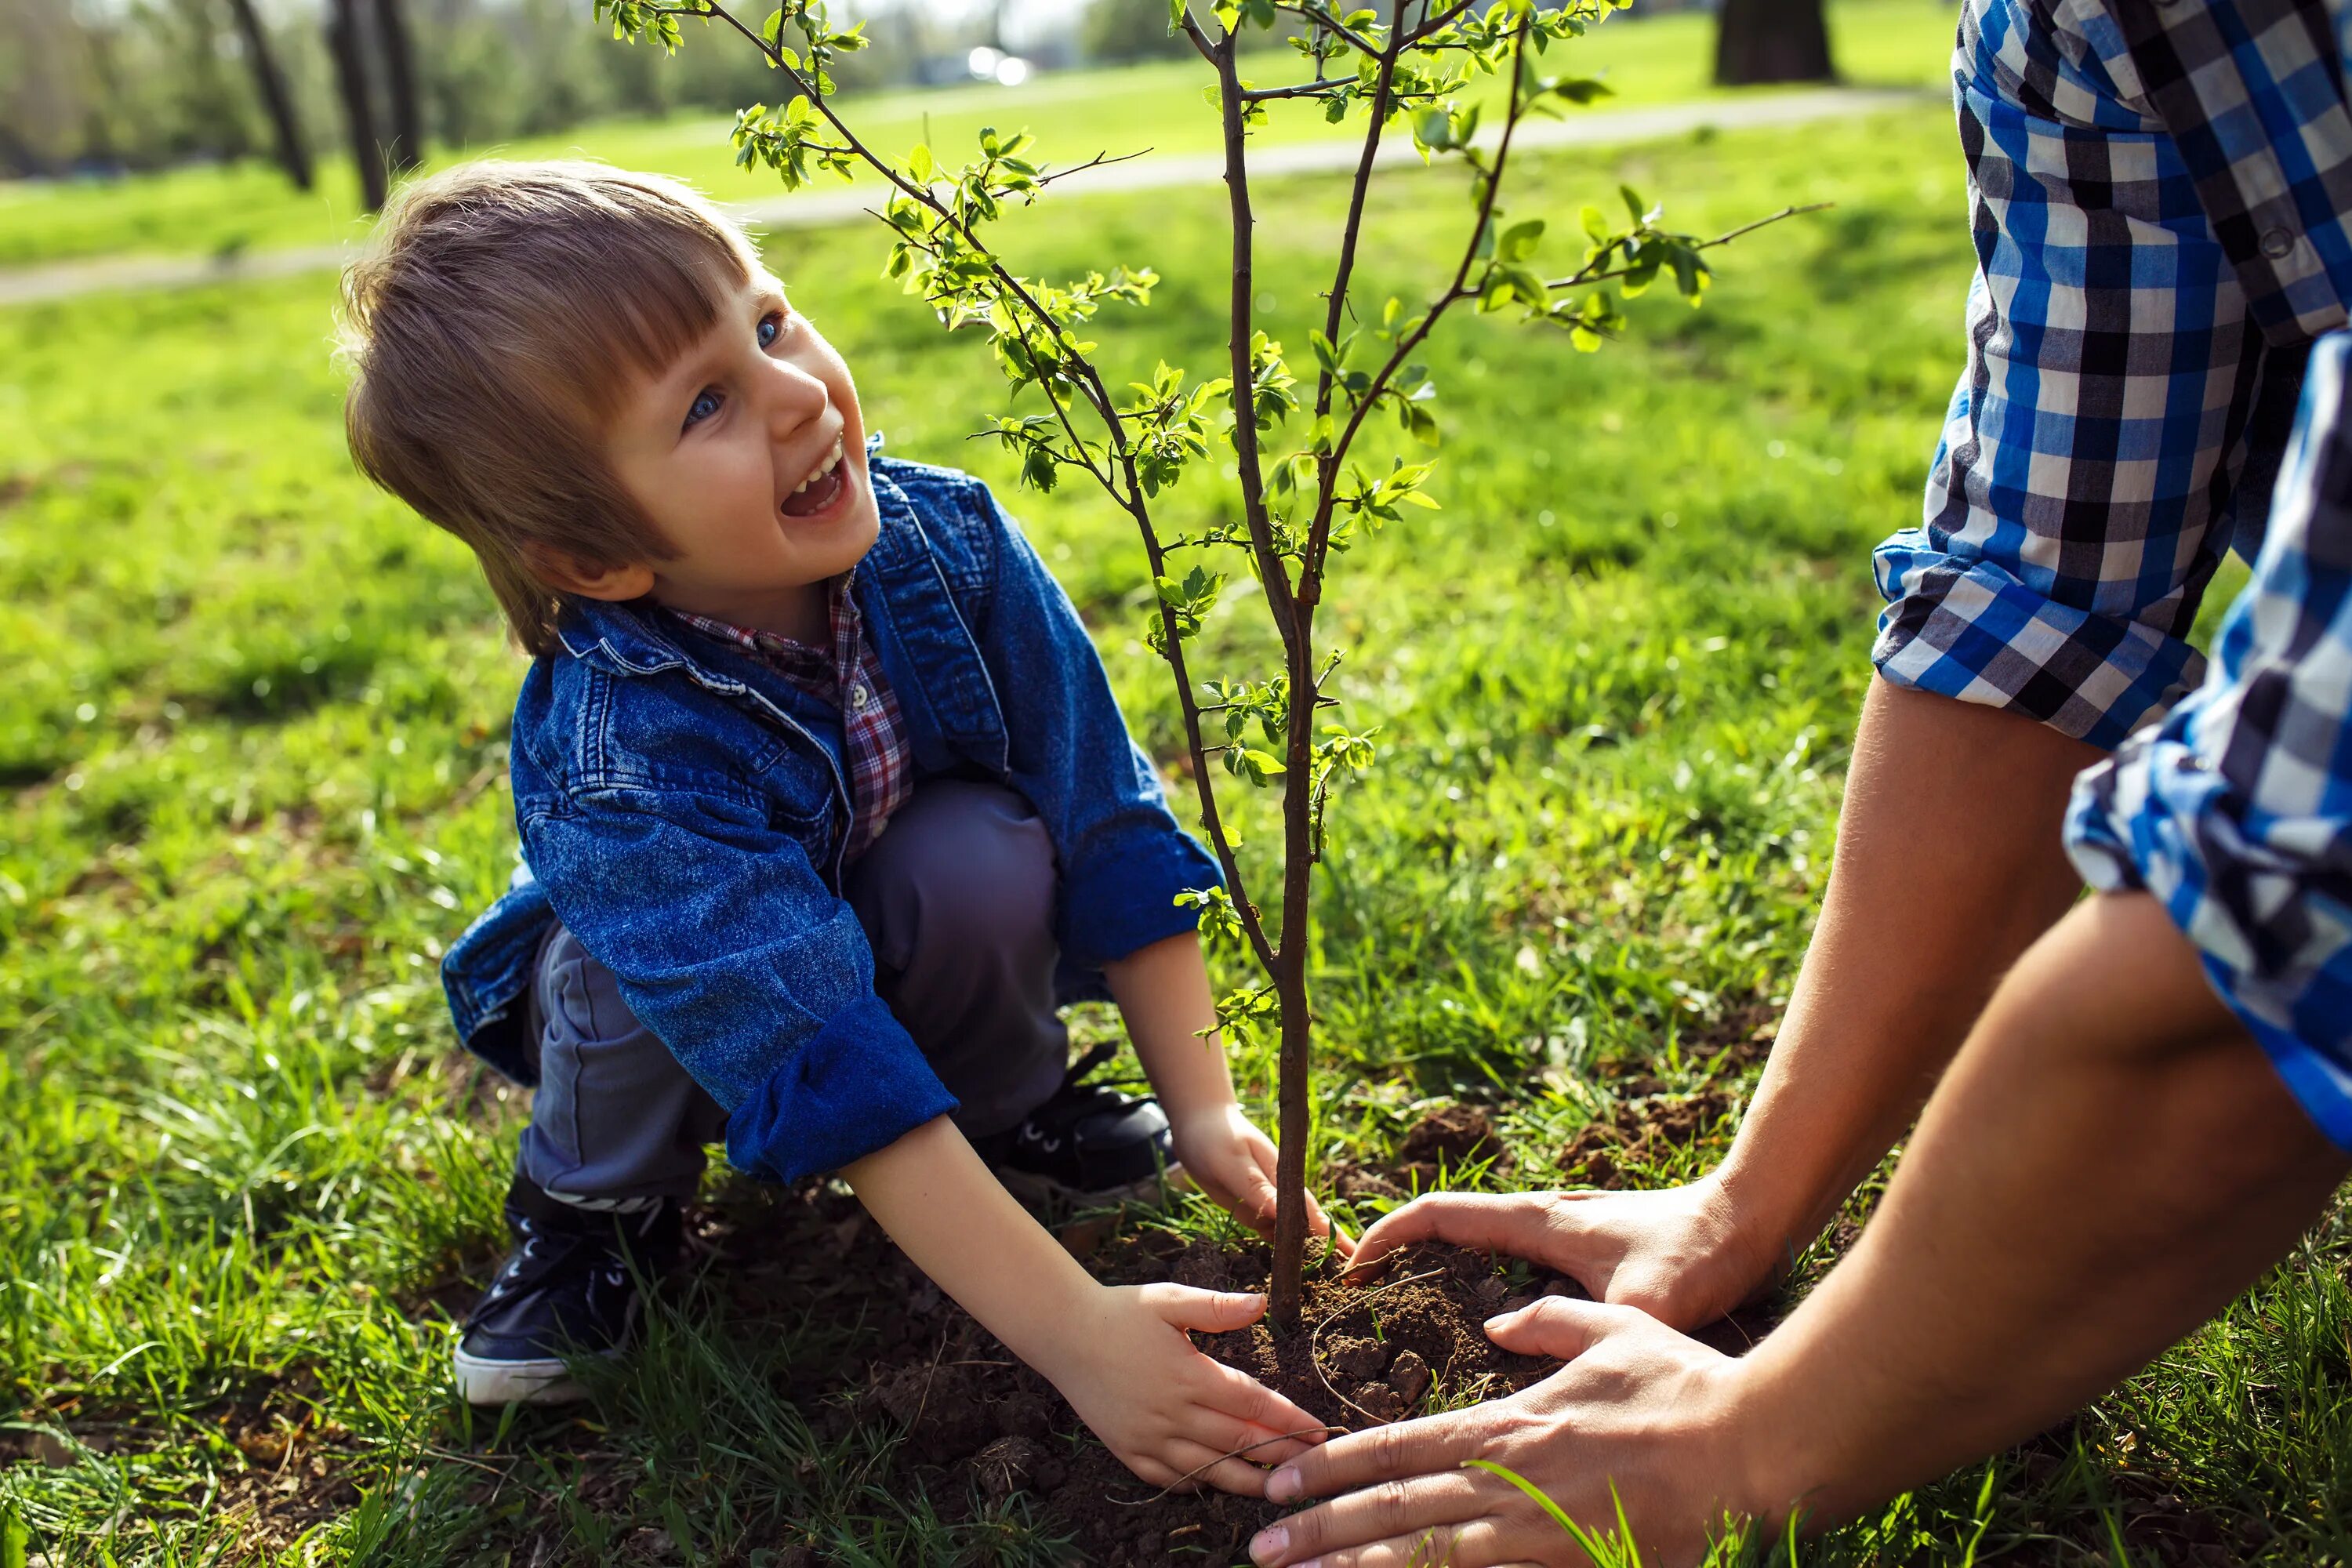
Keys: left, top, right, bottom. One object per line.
{"left": 1875, "top": 0, "right": 2285, "bottom": 750}
{"left": 966, "top": 485, "right": 1221, "bottom": 969}
{"left": 522, "top": 786, "right": 956, "bottom": 1182}
{"left": 2066, "top": 329, "right": 2352, "bottom": 1148}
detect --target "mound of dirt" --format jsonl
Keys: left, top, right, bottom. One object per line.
{"left": 899, "top": 1235, "right": 1563, "bottom": 1567}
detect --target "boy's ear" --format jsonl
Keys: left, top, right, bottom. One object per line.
{"left": 521, "top": 543, "right": 657, "bottom": 602}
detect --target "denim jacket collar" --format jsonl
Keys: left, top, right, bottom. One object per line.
{"left": 550, "top": 456, "right": 1011, "bottom": 778}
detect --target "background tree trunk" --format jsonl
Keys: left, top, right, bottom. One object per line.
{"left": 327, "top": 0, "right": 388, "bottom": 211}
{"left": 223, "top": 0, "right": 313, "bottom": 191}
{"left": 374, "top": 0, "right": 425, "bottom": 174}
{"left": 1713, "top": 0, "right": 1837, "bottom": 87}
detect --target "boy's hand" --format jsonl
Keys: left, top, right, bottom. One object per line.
{"left": 1037, "top": 1283, "right": 1329, "bottom": 1494}
{"left": 1171, "top": 1104, "right": 1353, "bottom": 1258}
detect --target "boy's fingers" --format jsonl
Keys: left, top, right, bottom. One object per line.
{"left": 1196, "top": 1412, "right": 1320, "bottom": 1468}
{"left": 1166, "top": 1438, "right": 1273, "bottom": 1497}
{"left": 1200, "top": 1354, "right": 1325, "bottom": 1436}
{"left": 1142, "top": 1283, "right": 1267, "bottom": 1333}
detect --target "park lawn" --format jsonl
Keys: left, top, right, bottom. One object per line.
{"left": 7, "top": 92, "right": 2352, "bottom": 1563}
{"left": 0, "top": 0, "right": 1954, "bottom": 273}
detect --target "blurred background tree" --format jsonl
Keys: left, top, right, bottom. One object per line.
{"left": 0, "top": 0, "right": 934, "bottom": 183}
{"left": 0, "top": 0, "right": 1865, "bottom": 193}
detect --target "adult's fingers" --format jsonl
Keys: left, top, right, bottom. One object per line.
{"left": 1248, "top": 1472, "right": 1491, "bottom": 1564}
{"left": 1275, "top": 1525, "right": 1541, "bottom": 1568}
{"left": 1265, "top": 1406, "right": 1490, "bottom": 1504}
{"left": 1347, "top": 1190, "right": 1565, "bottom": 1278}
{"left": 1481, "top": 1295, "right": 1623, "bottom": 1361}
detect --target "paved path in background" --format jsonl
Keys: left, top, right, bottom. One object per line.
{"left": 0, "top": 86, "right": 1925, "bottom": 307}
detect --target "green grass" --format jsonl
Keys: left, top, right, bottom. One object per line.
{"left": 8, "top": 67, "right": 2352, "bottom": 1566}
{"left": 0, "top": 0, "right": 1953, "bottom": 271}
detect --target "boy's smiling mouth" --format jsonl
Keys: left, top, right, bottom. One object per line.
{"left": 781, "top": 434, "right": 849, "bottom": 521}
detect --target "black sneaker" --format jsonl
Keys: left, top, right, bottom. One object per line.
{"left": 975, "top": 1042, "right": 1179, "bottom": 1203}
{"left": 451, "top": 1176, "right": 681, "bottom": 1406}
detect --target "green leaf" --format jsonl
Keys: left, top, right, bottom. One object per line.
{"left": 1497, "top": 218, "right": 1544, "bottom": 262}
{"left": 1414, "top": 107, "right": 1452, "bottom": 149}
{"left": 1550, "top": 76, "right": 1610, "bottom": 104}
{"left": 908, "top": 143, "right": 935, "bottom": 183}
{"left": 1580, "top": 204, "right": 1610, "bottom": 246}
{"left": 1620, "top": 183, "right": 1650, "bottom": 223}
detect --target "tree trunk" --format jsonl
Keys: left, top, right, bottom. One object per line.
{"left": 1713, "top": 0, "right": 1836, "bottom": 88}
{"left": 223, "top": 0, "right": 313, "bottom": 191}
{"left": 1268, "top": 618, "right": 1320, "bottom": 1331}
{"left": 374, "top": 0, "right": 425, "bottom": 174}
{"left": 327, "top": 0, "right": 388, "bottom": 212}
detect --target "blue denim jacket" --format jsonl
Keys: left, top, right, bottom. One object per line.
{"left": 439, "top": 451, "right": 1218, "bottom": 1184}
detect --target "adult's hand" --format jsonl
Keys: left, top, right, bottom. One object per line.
{"left": 1247, "top": 1295, "right": 1756, "bottom": 1567}
{"left": 1347, "top": 1178, "right": 1776, "bottom": 1333}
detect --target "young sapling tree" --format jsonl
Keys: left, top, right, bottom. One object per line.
{"left": 592, "top": 0, "right": 1811, "bottom": 1329}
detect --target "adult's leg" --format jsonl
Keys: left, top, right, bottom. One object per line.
{"left": 844, "top": 778, "right": 1071, "bottom": 1138}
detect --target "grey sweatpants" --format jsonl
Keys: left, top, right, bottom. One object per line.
{"left": 517, "top": 779, "right": 1073, "bottom": 1207}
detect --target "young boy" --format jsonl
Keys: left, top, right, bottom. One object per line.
{"left": 339, "top": 160, "right": 1341, "bottom": 1494}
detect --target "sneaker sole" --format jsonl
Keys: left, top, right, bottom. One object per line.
{"left": 452, "top": 1346, "right": 608, "bottom": 1406}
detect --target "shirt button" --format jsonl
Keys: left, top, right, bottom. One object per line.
{"left": 851, "top": 684, "right": 870, "bottom": 709}
{"left": 2261, "top": 226, "right": 2298, "bottom": 260}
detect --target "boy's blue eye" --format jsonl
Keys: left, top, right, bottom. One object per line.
{"left": 757, "top": 314, "right": 783, "bottom": 348}
{"left": 684, "top": 389, "right": 723, "bottom": 430}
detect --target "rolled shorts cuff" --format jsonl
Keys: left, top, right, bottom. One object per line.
{"left": 1871, "top": 543, "right": 2203, "bottom": 750}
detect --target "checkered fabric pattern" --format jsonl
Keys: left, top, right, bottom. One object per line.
{"left": 2067, "top": 329, "right": 2352, "bottom": 1145}
{"left": 1872, "top": 0, "right": 2352, "bottom": 750}
{"left": 665, "top": 578, "right": 914, "bottom": 863}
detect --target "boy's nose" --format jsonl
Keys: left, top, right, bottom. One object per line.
{"left": 758, "top": 358, "right": 830, "bottom": 430}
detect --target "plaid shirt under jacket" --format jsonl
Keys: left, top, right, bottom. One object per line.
{"left": 665, "top": 578, "right": 914, "bottom": 864}
{"left": 1887, "top": 0, "right": 2352, "bottom": 1138}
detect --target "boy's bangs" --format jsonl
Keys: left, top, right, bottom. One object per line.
{"left": 546, "top": 231, "right": 752, "bottom": 425}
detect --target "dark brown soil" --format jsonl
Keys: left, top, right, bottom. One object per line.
{"left": 851, "top": 1230, "right": 1566, "bottom": 1567}
{"left": 1007, "top": 1241, "right": 1562, "bottom": 1561}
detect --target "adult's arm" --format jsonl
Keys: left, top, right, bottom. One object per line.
{"left": 1247, "top": 892, "right": 2348, "bottom": 1566}
{"left": 1348, "top": 677, "right": 2096, "bottom": 1327}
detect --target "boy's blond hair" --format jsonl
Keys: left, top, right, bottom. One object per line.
{"left": 338, "top": 160, "right": 764, "bottom": 656}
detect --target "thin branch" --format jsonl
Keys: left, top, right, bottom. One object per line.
{"left": 1307, "top": 0, "right": 1407, "bottom": 451}
{"left": 1303, "top": 11, "right": 1534, "bottom": 601}
{"left": 1271, "top": 0, "right": 1384, "bottom": 58}
{"left": 1118, "top": 485, "right": 1283, "bottom": 975}
{"left": 1210, "top": 29, "right": 1305, "bottom": 662}
{"left": 1545, "top": 201, "right": 1831, "bottom": 290}
{"left": 1033, "top": 146, "right": 1154, "bottom": 188}
{"left": 1241, "top": 75, "right": 1357, "bottom": 103}
{"left": 666, "top": 0, "right": 1126, "bottom": 440}
{"left": 1402, "top": 0, "right": 1479, "bottom": 45}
